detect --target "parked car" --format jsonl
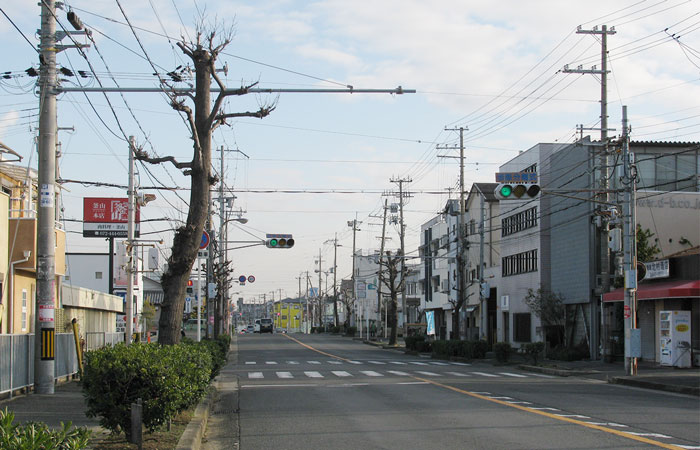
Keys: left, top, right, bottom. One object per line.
{"left": 246, "top": 324, "right": 255, "bottom": 334}
{"left": 254, "top": 319, "right": 261, "bottom": 333}
{"left": 259, "top": 318, "right": 274, "bottom": 333}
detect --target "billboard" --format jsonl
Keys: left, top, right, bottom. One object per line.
{"left": 83, "top": 197, "right": 140, "bottom": 238}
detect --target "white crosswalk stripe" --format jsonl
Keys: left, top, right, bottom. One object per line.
{"left": 528, "top": 373, "right": 554, "bottom": 378}
{"left": 248, "top": 372, "right": 264, "bottom": 379}
{"left": 471, "top": 371, "right": 500, "bottom": 377}
{"left": 265, "top": 361, "right": 278, "bottom": 365}
{"left": 328, "top": 360, "right": 342, "bottom": 365}
{"left": 387, "top": 370, "right": 410, "bottom": 376}
{"left": 348, "top": 361, "right": 362, "bottom": 364}
{"left": 332, "top": 371, "right": 352, "bottom": 377}
{"left": 450, "top": 362, "right": 471, "bottom": 366}
{"left": 415, "top": 371, "right": 441, "bottom": 377}
{"left": 286, "top": 361, "right": 299, "bottom": 365}
{"left": 276, "top": 372, "right": 293, "bottom": 379}
{"left": 499, "top": 372, "right": 527, "bottom": 378}
{"left": 308, "top": 361, "right": 321, "bottom": 365}
{"left": 304, "top": 371, "right": 323, "bottom": 378}
{"left": 368, "top": 361, "right": 386, "bottom": 365}
{"left": 360, "top": 371, "right": 383, "bottom": 377}
{"left": 389, "top": 361, "right": 407, "bottom": 365}
{"left": 429, "top": 362, "right": 449, "bottom": 366}
{"left": 409, "top": 361, "right": 429, "bottom": 366}
{"left": 245, "top": 361, "right": 256, "bottom": 365}
{"left": 446, "top": 371, "right": 471, "bottom": 377}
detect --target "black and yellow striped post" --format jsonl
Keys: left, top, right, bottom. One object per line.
{"left": 40, "top": 328, "right": 55, "bottom": 360}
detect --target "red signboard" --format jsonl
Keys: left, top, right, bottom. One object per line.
{"left": 83, "top": 197, "right": 140, "bottom": 238}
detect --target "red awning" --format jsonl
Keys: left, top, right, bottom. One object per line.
{"left": 603, "top": 280, "right": 700, "bottom": 302}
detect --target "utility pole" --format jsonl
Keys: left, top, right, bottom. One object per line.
{"left": 390, "top": 177, "right": 412, "bottom": 338}
{"left": 348, "top": 217, "right": 361, "bottom": 328}
{"left": 126, "top": 137, "right": 137, "bottom": 345}
{"left": 621, "top": 106, "right": 639, "bottom": 376}
{"left": 563, "top": 24, "right": 615, "bottom": 359}
{"left": 305, "top": 271, "right": 310, "bottom": 333}
{"left": 318, "top": 248, "right": 323, "bottom": 325}
{"left": 324, "top": 235, "right": 340, "bottom": 326}
{"left": 376, "top": 200, "right": 389, "bottom": 336}
{"left": 35, "top": 0, "right": 58, "bottom": 393}
{"left": 438, "top": 127, "right": 467, "bottom": 339}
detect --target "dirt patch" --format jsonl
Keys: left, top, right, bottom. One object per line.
{"left": 88, "top": 410, "right": 193, "bottom": 449}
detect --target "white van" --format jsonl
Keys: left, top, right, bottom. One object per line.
{"left": 254, "top": 319, "right": 261, "bottom": 333}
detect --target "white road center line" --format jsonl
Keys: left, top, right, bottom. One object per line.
{"left": 555, "top": 414, "right": 590, "bottom": 419}
{"left": 248, "top": 372, "right": 264, "bottom": 379}
{"left": 626, "top": 432, "right": 672, "bottom": 439}
{"left": 360, "top": 371, "right": 383, "bottom": 377}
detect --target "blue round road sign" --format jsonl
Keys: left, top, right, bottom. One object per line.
{"left": 248, "top": 275, "right": 256, "bottom": 283}
{"left": 238, "top": 275, "right": 247, "bottom": 283}
{"left": 200, "top": 231, "right": 210, "bottom": 249}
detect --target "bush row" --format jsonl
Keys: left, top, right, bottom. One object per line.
{"left": 81, "top": 335, "right": 229, "bottom": 437}
{"left": 405, "top": 336, "right": 488, "bottom": 360}
{"left": 0, "top": 408, "right": 91, "bottom": 449}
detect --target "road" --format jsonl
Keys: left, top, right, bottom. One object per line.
{"left": 207, "top": 333, "right": 700, "bottom": 450}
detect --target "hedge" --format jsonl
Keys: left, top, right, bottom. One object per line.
{"left": 0, "top": 408, "right": 90, "bottom": 449}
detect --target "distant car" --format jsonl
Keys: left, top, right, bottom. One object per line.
{"left": 246, "top": 325, "right": 255, "bottom": 334}
{"left": 254, "top": 319, "right": 261, "bottom": 333}
{"left": 259, "top": 318, "right": 273, "bottom": 333}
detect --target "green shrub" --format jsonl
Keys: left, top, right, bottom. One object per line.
{"left": 0, "top": 408, "right": 91, "bottom": 449}
{"left": 494, "top": 342, "right": 512, "bottom": 363}
{"left": 404, "top": 335, "right": 424, "bottom": 351}
{"left": 344, "top": 326, "right": 357, "bottom": 337}
{"left": 430, "top": 339, "right": 488, "bottom": 359}
{"left": 547, "top": 342, "right": 589, "bottom": 362}
{"left": 330, "top": 326, "right": 341, "bottom": 334}
{"left": 81, "top": 342, "right": 212, "bottom": 436}
{"left": 523, "top": 342, "right": 545, "bottom": 364}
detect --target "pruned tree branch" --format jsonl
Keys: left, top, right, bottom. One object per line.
{"left": 134, "top": 148, "right": 193, "bottom": 171}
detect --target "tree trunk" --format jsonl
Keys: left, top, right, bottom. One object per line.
{"left": 158, "top": 49, "right": 213, "bottom": 345}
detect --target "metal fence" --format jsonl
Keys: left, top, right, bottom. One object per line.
{"left": 85, "top": 331, "right": 124, "bottom": 350}
{"left": 0, "top": 332, "right": 122, "bottom": 398}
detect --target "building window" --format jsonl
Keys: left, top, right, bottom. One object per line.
{"left": 502, "top": 207, "right": 538, "bottom": 237}
{"left": 95, "top": 271, "right": 103, "bottom": 279}
{"left": 514, "top": 313, "right": 531, "bottom": 342}
{"left": 21, "top": 289, "right": 28, "bottom": 331}
{"left": 502, "top": 249, "right": 538, "bottom": 277}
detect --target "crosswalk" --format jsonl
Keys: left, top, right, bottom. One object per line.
{"left": 245, "top": 369, "right": 545, "bottom": 380}
{"left": 242, "top": 359, "right": 473, "bottom": 366}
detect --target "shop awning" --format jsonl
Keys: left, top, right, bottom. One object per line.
{"left": 603, "top": 280, "right": 700, "bottom": 302}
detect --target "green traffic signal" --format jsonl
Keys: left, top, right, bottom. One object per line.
{"left": 500, "top": 185, "right": 513, "bottom": 197}
{"left": 269, "top": 238, "right": 278, "bottom": 247}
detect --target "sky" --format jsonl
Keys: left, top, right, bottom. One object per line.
{"left": 1, "top": 0, "right": 699, "bottom": 304}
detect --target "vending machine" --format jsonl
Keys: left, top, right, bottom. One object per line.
{"left": 659, "top": 310, "right": 692, "bottom": 368}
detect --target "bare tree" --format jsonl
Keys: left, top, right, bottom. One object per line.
{"left": 137, "top": 22, "right": 275, "bottom": 344}
{"left": 378, "top": 250, "right": 404, "bottom": 346}
{"left": 524, "top": 288, "right": 566, "bottom": 348}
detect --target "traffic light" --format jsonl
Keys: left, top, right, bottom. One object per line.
{"left": 494, "top": 183, "right": 540, "bottom": 200}
{"left": 265, "top": 234, "right": 295, "bottom": 249}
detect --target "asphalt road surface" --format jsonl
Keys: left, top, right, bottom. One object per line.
{"left": 228, "top": 333, "right": 700, "bottom": 450}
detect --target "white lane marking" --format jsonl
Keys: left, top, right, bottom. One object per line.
{"left": 499, "top": 372, "right": 528, "bottom": 378}
{"left": 248, "top": 372, "right": 264, "bottom": 379}
{"left": 265, "top": 361, "right": 278, "bottom": 365}
{"left": 286, "top": 361, "right": 299, "bottom": 365}
{"left": 389, "top": 361, "right": 407, "bottom": 365}
{"left": 415, "top": 371, "right": 441, "bottom": 377}
{"left": 429, "top": 361, "right": 449, "bottom": 366}
{"left": 446, "top": 372, "right": 471, "bottom": 377}
{"left": 308, "top": 361, "right": 321, "bottom": 365}
{"left": 360, "top": 371, "right": 383, "bottom": 377}
{"left": 450, "top": 362, "right": 471, "bottom": 366}
{"left": 368, "top": 361, "right": 386, "bottom": 365}
{"left": 399, "top": 381, "right": 429, "bottom": 385}
{"left": 471, "top": 371, "right": 500, "bottom": 377}
{"left": 470, "top": 391, "right": 492, "bottom": 395}
{"left": 528, "top": 373, "right": 555, "bottom": 378}
{"left": 276, "top": 372, "right": 293, "bottom": 379}
{"left": 387, "top": 370, "right": 410, "bottom": 376}
{"left": 242, "top": 384, "right": 317, "bottom": 388}
{"left": 677, "top": 446, "right": 700, "bottom": 449}
{"left": 304, "top": 371, "right": 323, "bottom": 378}
{"left": 487, "top": 396, "right": 513, "bottom": 400}
{"left": 328, "top": 383, "right": 369, "bottom": 387}
{"left": 584, "top": 422, "right": 628, "bottom": 428}
{"left": 328, "top": 360, "right": 342, "bottom": 365}
{"left": 331, "top": 371, "right": 352, "bottom": 377}
{"left": 625, "top": 431, "right": 673, "bottom": 439}
{"left": 347, "top": 361, "right": 362, "bottom": 365}
{"left": 410, "top": 361, "right": 429, "bottom": 366}
{"left": 506, "top": 401, "right": 532, "bottom": 405}
{"left": 530, "top": 407, "right": 560, "bottom": 411}
{"left": 626, "top": 432, "right": 672, "bottom": 439}
{"left": 245, "top": 361, "right": 256, "bottom": 365}
{"left": 555, "top": 414, "right": 590, "bottom": 419}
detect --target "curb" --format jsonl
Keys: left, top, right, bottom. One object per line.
{"left": 518, "top": 364, "right": 597, "bottom": 377}
{"left": 175, "top": 386, "right": 215, "bottom": 450}
{"left": 608, "top": 376, "right": 700, "bottom": 396}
